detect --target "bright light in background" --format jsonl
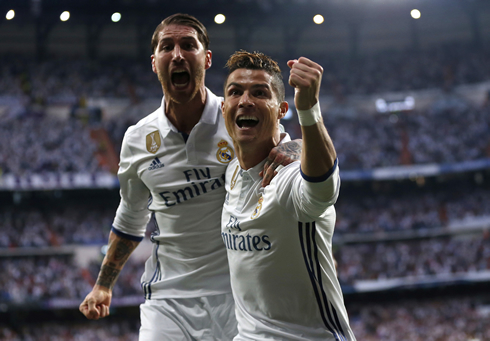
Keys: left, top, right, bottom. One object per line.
{"left": 111, "top": 12, "right": 121, "bottom": 22}
{"left": 6, "top": 9, "right": 15, "bottom": 20}
{"left": 214, "top": 14, "right": 225, "bottom": 24}
{"left": 411, "top": 9, "right": 421, "bottom": 19}
{"left": 60, "top": 11, "right": 70, "bottom": 21}
{"left": 313, "top": 14, "right": 324, "bottom": 24}
{"left": 283, "top": 107, "right": 294, "bottom": 120}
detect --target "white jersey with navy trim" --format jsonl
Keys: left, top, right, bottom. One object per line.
{"left": 222, "top": 134, "right": 356, "bottom": 341}
{"left": 112, "top": 88, "right": 235, "bottom": 299}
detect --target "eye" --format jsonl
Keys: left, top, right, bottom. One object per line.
{"left": 254, "top": 89, "right": 267, "bottom": 97}
{"left": 160, "top": 44, "right": 173, "bottom": 52}
{"left": 228, "top": 89, "right": 241, "bottom": 96}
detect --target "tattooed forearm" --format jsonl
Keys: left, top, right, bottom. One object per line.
{"left": 111, "top": 238, "right": 137, "bottom": 265}
{"left": 96, "top": 263, "right": 121, "bottom": 289}
{"left": 95, "top": 233, "right": 139, "bottom": 289}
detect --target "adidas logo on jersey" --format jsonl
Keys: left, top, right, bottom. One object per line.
{"left": 148, "top": 157, "right": 164, "bottom": 171}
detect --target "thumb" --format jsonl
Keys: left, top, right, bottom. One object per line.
{"left": 287, "top": 60, "right": 297, "bottom": 69}
{"left": 87, "top": 299, "right": 100, "bottom": 318}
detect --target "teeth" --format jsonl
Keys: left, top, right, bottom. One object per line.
{"left": 237, "top": 116, "right": 258, "bottom": 122}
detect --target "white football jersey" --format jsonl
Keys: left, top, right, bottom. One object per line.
{"left": 222, "top": 135, "right": 356, "bottom": 341}
{"left": 113, "top": 88, "right": 235, "bottom": 299}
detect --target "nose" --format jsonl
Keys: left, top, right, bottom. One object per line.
{"left": 172, "top": 45, "right": 184, "bottom": 62}
{"left": 238, "top": 92, "right": 254, "bottom": 108}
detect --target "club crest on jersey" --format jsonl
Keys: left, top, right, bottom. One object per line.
{"left": 251, "top": 195, "right": 264, "bottom": 219}
{"left": 216, "top": 140, "right": 234, "bottom": 164}
{"left": 146, "top": 130, "right": 161, "bottom": 154}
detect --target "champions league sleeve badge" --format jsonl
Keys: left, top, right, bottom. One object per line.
{"left": 216, "top": 139, "right": 234, "bottom": 164}
{"left": 146, "top": 130, "right": 161, "bottom": 154}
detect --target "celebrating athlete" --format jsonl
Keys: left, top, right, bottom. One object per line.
{"left": 220, "top": 51, "right": 356, "bottom": 340}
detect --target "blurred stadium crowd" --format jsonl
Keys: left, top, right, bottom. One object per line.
{"left": 1, "top": 94, "right": 489, "bottom": 177}
{"left": 1, "top": 43, "right": 490, "bottom": 100}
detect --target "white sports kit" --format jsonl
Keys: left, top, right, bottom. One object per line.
{"left": 222, "top": 135, "right": 356, "bottom": 341}
{"left": 112, "top": 88, "right": 237, "bottom": 340}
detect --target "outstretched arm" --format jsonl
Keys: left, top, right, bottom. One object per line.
{"left": 288, "top": 57, "right": 336, "bottom": 177}
{"left": 79, "top": 230, "right": 140, "bottom": 320}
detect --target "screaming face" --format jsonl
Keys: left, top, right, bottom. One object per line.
{"left": 151, "top": 24, "right": 211, "bottom": 105}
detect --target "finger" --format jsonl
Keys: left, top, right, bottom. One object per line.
{"left": 100, "top": 304, "right": 110, "bottom": 318}
{"left": 80, "top": 305, "right": 98, "bottom": 320}
{"left": 287, "top": 59, "right": 297, "bottom": 69}
{"left": 270, "top": 153, "right": 285, "bottom": 168}
{"left": 261, "top": 167, "right": 273, "bottom": 187}
{"left": 262, "top": 170, "right": 278, "bottom": 187}
{"left": 290, "top": 67, "right": 321, "bottom": 86}
{"left": 296, "top": 57, "right": 323, "bottom": 73}
{"left": 262, "top": 163, "right": 270, "bottom": 178}
{"left": 86, "top": 300, "right": 100, "bottom": 320}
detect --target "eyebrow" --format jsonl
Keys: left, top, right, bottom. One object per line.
{"left": 160, "top": 36, "right": 198, "bottom": 43}
{"left": 226, "top": 82, "right": 271, "bottom": 90}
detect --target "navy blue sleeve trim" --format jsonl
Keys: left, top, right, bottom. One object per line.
{"left": 111, "top": 226, "right": 144, "bottom": 242}
{"left": 300, "top": 158, "right": 338, "bottom": 183}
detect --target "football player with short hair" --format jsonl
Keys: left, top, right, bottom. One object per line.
{"left": 221, "top": 51, "right": 356, "bottom": 340}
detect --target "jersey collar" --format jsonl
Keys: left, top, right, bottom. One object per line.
{"left": 157, "top": 88, "right": 220, "bottom": 138}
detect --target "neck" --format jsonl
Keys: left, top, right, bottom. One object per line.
{"left": 164, "top": 87, "right": 207, "bottom": 134}
{"left": 234, "top": 130, "right": 283, "bottom": 170}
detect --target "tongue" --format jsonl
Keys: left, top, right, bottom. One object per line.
{"left": 173, "top": 72, "right": 190, "bottom": 85}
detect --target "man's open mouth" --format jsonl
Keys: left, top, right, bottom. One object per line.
{"left": 236, "top": 116, "right": 259, "bottom": 128}
{"left": 171, "top": 70, "right": 190, "bottom": 88}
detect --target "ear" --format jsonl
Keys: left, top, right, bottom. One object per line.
{"left": 151, "top": 54, "right": 156, "bottom": 74}
{"left": 278, "top": 101, "right": 289, "bottom": 119}
{"left": 205, "top": 50, "right": 212, "bottom": 70}
{"left": 221, "top": 101, "right": 225, "bottom": 117}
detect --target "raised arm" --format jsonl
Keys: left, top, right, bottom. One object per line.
{"left": 287, "top": 57, "right": 336, "bottom": 177}
{"left": 79, "top": 230, "right": 140, "bottom": 320}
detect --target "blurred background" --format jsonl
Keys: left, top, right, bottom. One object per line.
{"left": 0, "top": 0, "right": 490, "bottom": 340}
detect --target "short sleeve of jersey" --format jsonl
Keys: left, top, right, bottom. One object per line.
{"left": 112, "top": 127, "right": 152, "bottom": 238}
{"left": 273, "top": 161, "right": 340, "bottom": 222}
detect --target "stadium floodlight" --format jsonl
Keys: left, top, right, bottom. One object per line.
{"left": 112, "top": 12, "right": 121, "bottom": 22}
{"left": 214, "top": 14, "right": 225, "bottom": 24}
{"left": 60, "top": 11, "right": 70, "bottom": 21}
{"left": 6, "top": 9, "right": 15, "bottom": 20}
{"left": 411, "top": 9, "right": 421, "bottom": 19}
{"left": 313, "top": 14, "right": 324, "bottom": 24}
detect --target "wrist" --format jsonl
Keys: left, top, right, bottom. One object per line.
{"left": 93, "top": 284, "right": 113, "bottom": 293}
{"left": 297, "top": 101, "right": 322, "bottom": 126}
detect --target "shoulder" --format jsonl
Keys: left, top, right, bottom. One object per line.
{"left": 273, "top": 161, "right": 301, "bottom": 183}
{"left": 123, "top": 108, "right": 161, "bottom": 144}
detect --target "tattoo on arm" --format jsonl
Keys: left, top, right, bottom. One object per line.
{"left": 277, "top": 140, "right": 302, "bottom": 161}
{"left": 113, "top": 238, "right": 136, "bottom": 265}
{"left": 96, "top": 237, "right": 138, "bottom": 289}
{"left": 96, "top": 263, "right": 120, "bottom": 289}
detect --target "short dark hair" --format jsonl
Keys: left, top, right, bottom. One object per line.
{"left": 151, "top": 13, "right": 210, "bottom": 53}
{"left": 224, "top": 50, "right": 285, "bottom": 102}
